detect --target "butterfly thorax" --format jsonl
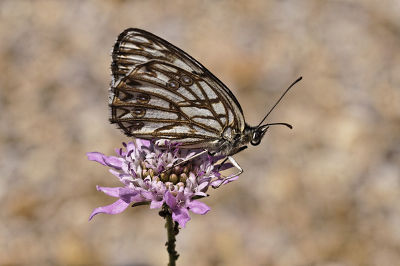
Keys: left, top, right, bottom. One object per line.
{"left": 211, "top": 124, "right": 256, "bottom": 156}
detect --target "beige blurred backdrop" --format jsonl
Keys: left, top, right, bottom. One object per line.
{"left": 1, "top": 1, "right": 399, "bottom": 265}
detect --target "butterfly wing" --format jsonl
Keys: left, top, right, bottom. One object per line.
{"left": 109, "top": 28, "right": 245, "bottom": 148}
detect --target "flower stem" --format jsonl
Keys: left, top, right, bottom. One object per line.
{"left": 160, "top": 205, "right": 179, "bottom": 266}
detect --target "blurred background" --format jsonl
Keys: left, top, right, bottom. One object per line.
{"left": 1, "top": 0, "right": 399, "bottom": 265}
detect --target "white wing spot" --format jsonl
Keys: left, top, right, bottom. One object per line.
{"left": 193, "top": 117, "right": 222, "bottom": 131}
{"left": 211, "top": 102, "right": 225, "bottom": 115}
{"left": 181, "top": 107, "right": 213, "bottom": 117}
{"left": 228, "top": 109, "right": 234, "bottom": 124}
{"left": 200, "top": 81, "right": 218, "bottom": 99}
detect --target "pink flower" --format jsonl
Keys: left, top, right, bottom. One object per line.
{"left": 87, "top": 139, "right": 238, "bottom": 227}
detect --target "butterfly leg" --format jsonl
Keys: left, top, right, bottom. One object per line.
{"left": 214, "top": 156, "right": 243, "bottom": 188}
{"left": 216, "top": 146, "right": 247, "bottom": 171}
{"left": 161, "top": 149, "right": 209, "bottom": 173}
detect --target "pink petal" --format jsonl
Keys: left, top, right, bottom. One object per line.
{"left": 109, "top": 169, "right": 133, "bottom": 183}
{"left": 108, "top": 169, "right": 120, "bottom": 178}
{"left": 140, "top": 190, "right": 156, "bottom": 201}
{"left": 87, "top": 152, "right": 107, "bottom": 165}
{"left": 165, "top": 191, "right": 177, "bottom": 209}
{"left": 150, "top": 199, "right": 164, "bottom": 209}
{"left": 119, "top": 187, "right": 143, "bottom": 203}
{"left": 136, "top": 139, "right": 151, "bottom": 148}
{"left": 194, "top": 191, "right": 208, "bottom": 197}
{"left": 210, "top": 179, "right": 223, "bottom": 188}
{"left": 89, "top": 199, "right": 130, "bottom": 220}
{"left": 87, "top": 152, "right": 123, "bottom": 169}
{"left": 172, "top": 207, "right": 191, "bottom": 228}
{"left": 222, "top": 175, "right": 239, "bottom": 184}
{"left": 211, "top": 175, "right": 239, "bottom": 188}
{"left": 125, "top": 142, "right": 136, "bottom": 152}
{"left": 115, "top": 147, "right": 124, "bottom": 156}
{"left": 187, "top": 200, "right": 210, "bottom": 215}
{"left": 103, "top": 156, "right": 123, "bottom": 169}
{"left": 197, "top": 182, "right": 209, "bottom": 191}
{"left": 96, "top": 186, "right": 121, "bottom": 197}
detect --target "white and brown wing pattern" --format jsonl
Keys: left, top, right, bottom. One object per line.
{"left": 109, "top": 28, "right": 245, "bottom": 148}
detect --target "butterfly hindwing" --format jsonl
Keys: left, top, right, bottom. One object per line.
{"left": 110, "top": 28, "right": 245, "bottom": 148}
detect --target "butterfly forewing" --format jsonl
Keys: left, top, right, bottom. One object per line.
{"left": 110, "top": 28, "right": 245, "bottom": 149}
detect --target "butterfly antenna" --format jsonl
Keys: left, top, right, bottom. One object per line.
{"left": 256, "top": 76, "right": 302, "bottom": 128}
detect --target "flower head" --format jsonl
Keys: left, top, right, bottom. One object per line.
{"left": 87, "top": 139, "right": 238, "bottom": 227}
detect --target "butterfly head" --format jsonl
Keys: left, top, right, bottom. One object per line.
{"left": 250, "top": 125, "right": 269, "bottom": 146}
{"left": 250, "top": 123, "right": 293, "bottom": 146}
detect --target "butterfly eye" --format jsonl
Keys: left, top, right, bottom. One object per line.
{"left": 137, "top": 93, "right": 150, "bottom": 103}
{"left": 132, "top": 107, "right": 146, "bottom": 118}
{"left": 180, "top": 75, "right": 193, "bottom": 86}
{"left": 250, "top": 132, "right": 261, "bottom": 146}
{"left": 167, "top": 80, "right": 180, "bottom": 89}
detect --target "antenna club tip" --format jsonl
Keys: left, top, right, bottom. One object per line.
{"left": 294, "top": 76, "right": 302, "bottom": 83}
{"left": 288, "top": 124, "right": 293, "bottom": 129}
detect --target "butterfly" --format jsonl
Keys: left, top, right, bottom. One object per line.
{"left": 109, "top": 28, "right": 301, "bottom": 182}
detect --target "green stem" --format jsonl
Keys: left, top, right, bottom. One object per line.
{"left": 160, "top": 205, "right": 179, "bottom": 265}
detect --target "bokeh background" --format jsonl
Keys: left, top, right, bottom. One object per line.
{"left": 1, "top": 0, "right": 399, "bottom": 265}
